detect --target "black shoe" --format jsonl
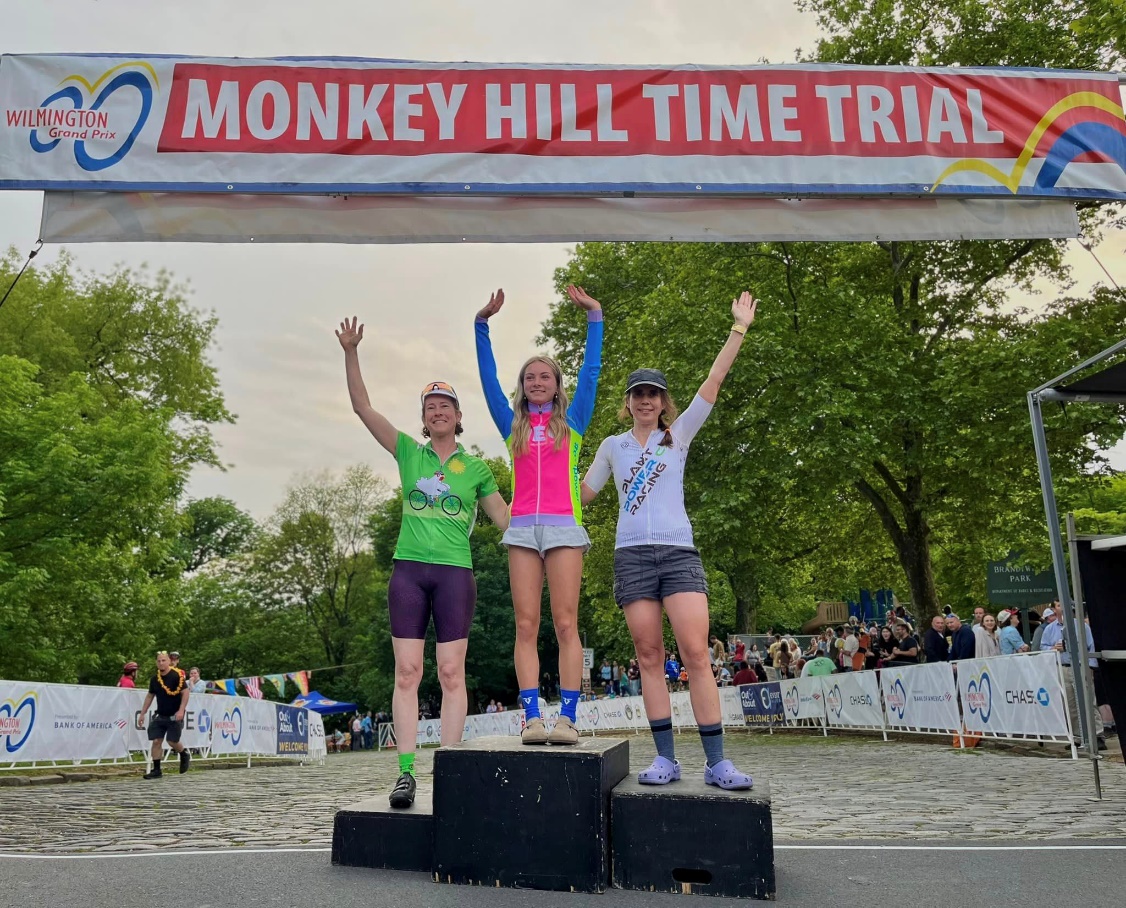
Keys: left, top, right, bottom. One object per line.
{"left": 389, "top": 772, "right": 416, "bottom": 809}
{"left": 180, "top": 751, "right": 191, "bottom": 774}
{"left": 1097, "top": 737, "right": 1107, "bottom": 751}
{"left": 143, "top": 769, "right": 162, "bottom": 780}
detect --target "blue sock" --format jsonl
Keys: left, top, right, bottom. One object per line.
{"left": 650, "top": 718, "right": 675, "bottom": 762}
{"left": 519, "top": 688, "right": 540, "bottom": 720}
{"left": 699, "top": 722, "right": 724, "bottom": 766}
{"left": 559, "top": 689, "right": 579, "bottom": 722}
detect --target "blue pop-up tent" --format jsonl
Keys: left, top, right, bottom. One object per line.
{"left": 291, "top": 691, "right": 357, "bottom": 715}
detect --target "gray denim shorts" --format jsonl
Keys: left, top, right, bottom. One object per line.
{"left": 613, "top": 544, "right": 708, "bottom": 607}
{"left": 502, "top": 525, "right": 592, "bottom": 555}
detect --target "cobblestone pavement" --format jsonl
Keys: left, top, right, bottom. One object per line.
{"left": 2, "top": 732, "right": 1124, "bottom": 853}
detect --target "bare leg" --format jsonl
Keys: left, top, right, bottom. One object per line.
{"left": 623, "top": 599, "right": 672, "bottom": 720}
{"left": 436, "top": 638, "right": 469, "bottom": 746}
{"left": 509, "top": 546, "right": 546, "bottom": 690}
{"left": 545, "top": 546, "right": 586, "bottom": 690}
{"left": 391, "top": 637, "right": 425, "bottom": 758}
{"left": 665, "top": 592, "right": 721, "bottom": 727}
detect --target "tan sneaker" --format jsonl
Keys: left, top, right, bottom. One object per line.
{"left": 521, "top": 717, "right": 549, "bottom": 745}
{"left": 547, "top": 715, "right": 579, "bottom": 745}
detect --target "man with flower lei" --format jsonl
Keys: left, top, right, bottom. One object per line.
{"left": 139, "top": 651, "right": 191, "bottom": 779}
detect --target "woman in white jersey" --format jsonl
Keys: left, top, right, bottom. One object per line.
{"left": 581, "top": 291, "right": 757, "bottom": 790}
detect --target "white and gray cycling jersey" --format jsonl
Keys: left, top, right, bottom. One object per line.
{"left": 584, "top": 394, "right": 712, "bottom": 549}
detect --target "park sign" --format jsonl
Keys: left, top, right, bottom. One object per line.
{"left": 986, "top": 553, "right": 1058, "bottom": 606}
{"left": 1, "top": 55, "right": 1123, "bottom": 199}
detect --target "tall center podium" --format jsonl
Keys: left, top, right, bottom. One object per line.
{"left": 332, "top": 734, "right": 775, "bottom": 898}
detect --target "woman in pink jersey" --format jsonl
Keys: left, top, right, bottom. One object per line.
{"left": 475, "top": 284, "right": 603, "bottom": 745}
{"left": 582, "top": 291, "right": 757, "bottom": 789}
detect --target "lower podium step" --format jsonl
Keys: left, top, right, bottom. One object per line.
{"left": 433, "top": 734, "right": 630, "bottom": 892}
{"left": 332, "top": 791, "right": 434, "bottom": 872}
{"left": 611, "top": 774, "right": 775, "bottom": 899}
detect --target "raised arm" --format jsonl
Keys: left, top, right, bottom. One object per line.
{"left": 698, "top": 291, "right": 758, "bottom": 405}
{"left": 564, "top": 285, "right": 604, "bottom": 433}
{"left": 336, "top": 317, "right": 399, "bottom": 455}
{"left": 475, "top": 289, "right": 514, "bottom": 439}
{"left": 479, "top": 491, "right": 511, "bottom": 532}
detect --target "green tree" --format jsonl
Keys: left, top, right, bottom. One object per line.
{"left": 254, "top": 465, "right": 389, "bottom": 666}
{"left": 175, "top": 497, "right": 258, "bottom": 572}
{"left": 0, "top": 251, "right": 233, "bottom": 470}
{"left": 0, "top": 357, "right": 186, "bottom": 681}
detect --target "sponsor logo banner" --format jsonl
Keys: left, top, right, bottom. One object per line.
{"left": 781, "top": 677, "right": 827, "bottom": 724}
{"left": 740, "top": 682, "right": 784, "bottom": 727}
{"left": 821, "top": 671, "right": 885, "bottom": 729}
{"left": 275, "top": 704, "right": 309, "bottom": 755}
{"left": 956, "top": 654, "right": 1069, "bottom": 737}
{"left": 880, "top": 661, "right": 960, "bottom": 733}
{"left": 2, "top": 55, "right": 1123, "bottom": 200}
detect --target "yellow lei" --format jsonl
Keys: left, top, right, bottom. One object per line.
{"left": 157, "top": 668, "right": 185, "bottom": 697}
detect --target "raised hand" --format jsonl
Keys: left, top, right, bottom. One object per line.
{"left": 566, "top": 284, "right": 601, "bottom": 311}
{"left": 732, "top": 291, "right": 758, "bottom": 328}
{"left": 477, "top": 288, "right": 505, "bottom": 321}
{"left": 336, "top": 316, "right": 364, "bottom": 350}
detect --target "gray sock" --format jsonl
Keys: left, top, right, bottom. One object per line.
{"left": 649, "top": 718, "right": 675, "bottom": 761}
{"left": 699, "top": 722, "right": 724, "bottom": 766}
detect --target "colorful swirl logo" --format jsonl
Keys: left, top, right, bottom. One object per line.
{"left": 28, "top": 61, "right": 158, "bottom": 172}
{"left": 932, "top": 91, "right": 1126, "bottom": 194}
{"left": 218, "top": 707, "right": 243, "bottom": 746}
{"left": 826, "top": 684, "right": 843, "bottom": 719}
{"left": 965, "top": 672, "right": 993, "bottom": 724}
{"left": 0, "top": 692, "right": 36, "bottom": 753}
{"left": 782, "top": 683, "right": 800, "bottom": 718}
{"left": 887, "top": 677, "right": 907, "bottom": 720}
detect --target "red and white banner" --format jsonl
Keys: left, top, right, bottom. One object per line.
{"left": 2, "top": 54, "right": 1124, "bottom": 200}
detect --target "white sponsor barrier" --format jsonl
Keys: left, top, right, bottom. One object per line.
{"left": 780, "top": 677, "right": 828, "bottom": 732}
{"left": 820, "top": 671, "right": 886, "bottom": 736}
{"left": 956, "top": 653, "right": 1071, "bottom": 742}
{"left": 1, "top": 679, "right": 319, "bottom": 768}
{"left": 881, "top": 661, "right": 961, "bottom": 734}
{"left": 395, "top": 654, "right": 1075, "bottom": 756}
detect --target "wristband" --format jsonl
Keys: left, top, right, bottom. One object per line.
{"left": 731, "top": 324, "right": 747, "bottom": 335}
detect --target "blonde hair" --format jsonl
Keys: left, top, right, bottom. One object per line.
{"left": 511, "top": 355, "right": 570, "bottom": 456}
{"left": 618, "top": 388, "right": 679, "bottom": 447}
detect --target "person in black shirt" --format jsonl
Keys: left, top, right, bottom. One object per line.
{"left": 140, "top": 651, "right": 191, "bottom": 779}
{"left": 923, "top": 615, "right": 950, "bottom": 663}
{"left": 885, "top": 622, "right": 919, "bottom": 667}
{"left": 945, "top": 614, "right": 976, "bottom": 661}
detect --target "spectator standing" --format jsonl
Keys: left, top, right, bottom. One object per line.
{"left": 600, "top": 659, "right": 613, "bottom": 695}
{"left": 971, "top": 607, "right": 985, "bottom": 626}
{"left": 923, "top": 615, "right": 950, "bottom": 663}
{"left": 627, "top": 659, "right": 641, "bottom": 696}
{"left": 946, "top": 614, "right": 976, "bottom": 661}
{"left": 710, "top": 635, "right": 727, "bottom": 667}
{"left": 853, "top": 627, "right": 870, "bottom": 672}
{"left": 997, "top": 610, "right": 1029, "bottom": 655}
{"left": 486, "top": 699, "right": 498, "bottom": 713}
{"left": 768, "top": 635, "right": 784, "bottom": 670}
{"left": 611, "top": 662, "right": 622, "bottom": 696}
{"left": 362, "top": 712, "right": 374, "bottom": 749}
{"left": 118, "top": 661, "right": 139, "bottom": 688}
{"left": 664, "top": 652, "right": 680, "bottom": 690}
{"left": 841, "top": 628, "right": 859, "bottom": 672}
{"left": 1031, "top": 607, "right": 1055, "bottom": 653}
{"left": 777, "top": 643, "right": 793, "bottom": 679}
{"left": 187, "top": 667, "right": 207, "bottom": 694}
{"left": 1040, "top": 608, "right": 1105, "bottom": 748}
{"left": 973, "top": 614, "right": 1001, "bottom": 658}
{"left": 746, "top": 644, "right": 762, "bottom": 666}
{"left": 873, "top": 626, "right": 896, "bottom": 666}
{"left": 884, "top": 623, "right": 919, "bottom": 667}
{"left": 351, "top": 714, "right": 362, "bottom": 750}
{"left": 732, "top": 638, "right": 746, "bottom": 665}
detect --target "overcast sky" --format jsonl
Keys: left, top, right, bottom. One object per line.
{"left": 2, "top": 1, "right": 1123, "bottom": 519}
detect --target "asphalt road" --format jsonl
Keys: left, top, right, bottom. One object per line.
{"left": 2, "top": 840, "right": 1123, "bottom": 907}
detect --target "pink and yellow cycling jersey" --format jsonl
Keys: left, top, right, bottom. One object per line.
{"left": 475, "top": 311, "right": 603, "bottom": 527}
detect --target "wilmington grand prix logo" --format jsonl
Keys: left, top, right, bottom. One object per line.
{"left": 0, "top": 691, "right": 37, "bottom": 753}
{"left": 965, "top": 671, "right": 993, "bottom": 724}
{"left": 7, "top": 61, "right": 158, "bottom": 172}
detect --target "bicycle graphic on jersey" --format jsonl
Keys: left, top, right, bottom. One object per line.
{"left": 409, "top": 471, "right": 463, "bottom": 516}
